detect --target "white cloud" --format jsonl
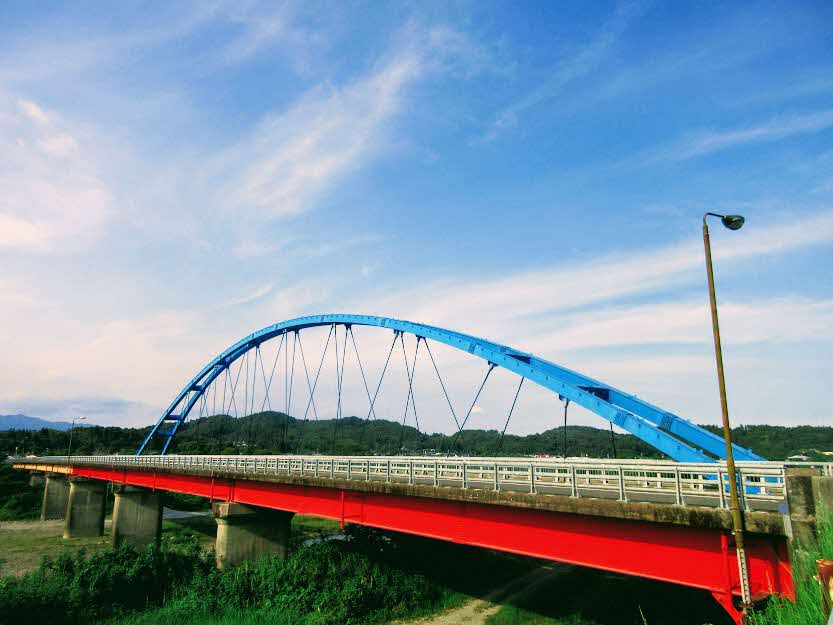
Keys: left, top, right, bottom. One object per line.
{"left": 0, "top": 96, "right": 112, "bottom": 252}
{"left": 534, "top": 297, "right": 833, "bottom": 353}
{"left": 363, "top": 210, "right": 833, "bottom": 343}
{"left": 660, "top": 109, "right": 833, "bottom": 162}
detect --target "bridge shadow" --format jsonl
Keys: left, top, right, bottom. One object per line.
{"left": 488, "top": 563, "right": 734, "bottom": 625}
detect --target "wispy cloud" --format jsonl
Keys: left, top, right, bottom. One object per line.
{"left": 360, "top": 210, "right": 833, "bottom": 344}
{"left": 224, "top": 283, "right": 276, "bottom": 308}
{"left": 477, "top": 1, "right": 647, "bottom": 143}
{"left": 218, "top": 26, "right": 468, "bottom": 219}
{"left": 659, "top": 108, "right": 833, "bottom": 162}
{"left": 536, "top": 297, "right": 833, "bottom": 352}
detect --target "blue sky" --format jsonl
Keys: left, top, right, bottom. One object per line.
{"left": 0, "top": 1, "right": 832, "bottom": 436}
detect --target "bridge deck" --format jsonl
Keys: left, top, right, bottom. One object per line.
{"left": 15, "top": 454, "right": 830, "bottom": 536}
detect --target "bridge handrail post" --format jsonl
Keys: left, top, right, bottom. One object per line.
{"left": 462, "top": 462, "right": 467, "bottom": 489}
{"left": 618, "top": 466, "right": 626, "bottom": 502}
{"left": 738, "top": 468, "right": 750, "bottom": 511}
{"left": 386, "top": 460, "right": 391, "bottom": 483}
{"left": 570, "top": 466, "right": 578, "bottom": 498}
{"left": 409, "top": 460, "right": 414, "bottom": 485}
{"left": 434, "top": 461, "right": 439, "bottom": 487}
{"left": 494, "top": 462, "right": 499, "bottom": 492}
{"left": 718, "top": 469, "right": 727, "bottom": 509}
{"left": 529, "top": 463, "right": 536, "bottom": 494}
{"left": 675, "top": 467, "right": 684, "bottom": 506}
{"left": 348, "top": 459, "right": 352, "bottom": 481}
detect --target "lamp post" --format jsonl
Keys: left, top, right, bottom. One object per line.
{"left": 703, "top": 212, "right": 751, "bottom": 612}
{"left": 67, "top": 415, "right": 86, "bottom": 463}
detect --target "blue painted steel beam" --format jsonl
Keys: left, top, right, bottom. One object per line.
{"left": 137, "top": 315, "right": 762, "bottom": 462}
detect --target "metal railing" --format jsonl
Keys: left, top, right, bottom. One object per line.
{"left": 15, "top": 455, "right": 832, "bottom": 512}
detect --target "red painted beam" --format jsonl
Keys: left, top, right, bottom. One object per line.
{"left": 75, "top": 466, "right": 792, "bottom": 622}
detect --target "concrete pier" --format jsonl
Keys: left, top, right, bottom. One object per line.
{"left": 213, "top": 502, "right": 294, "bottom": 569}
{"left": 40, "top": 473, "right": 70, "bottom": 521}
{"left": 63, "top": 477, "right": 106, "bottom": 539}
{"left": 111, "top": 484, "right": 162, "bottom": 547}
{"left": 29, "top": 472, "right": 45, "bottom": 488}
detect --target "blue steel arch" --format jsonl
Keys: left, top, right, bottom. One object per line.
{"left": 137, "top": 314, "right": 763, "bottom": 462}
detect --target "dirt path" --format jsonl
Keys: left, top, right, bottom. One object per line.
{"left": 398, "top": 563, "right": 568, "bottom": 625}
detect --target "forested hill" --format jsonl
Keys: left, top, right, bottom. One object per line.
{"left": 1, "top": 411, "right": 831, "bottom": 461}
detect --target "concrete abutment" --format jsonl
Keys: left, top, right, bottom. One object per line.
{"left": 212, "top": 502, "right": 294, "bottom": 569}
{"left": 112, "top": 484, "right": 162, "bottom": 547}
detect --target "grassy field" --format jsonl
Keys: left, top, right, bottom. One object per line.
{"left": 0, "top": 519, "right": 111, "bottom": 575}
{"left": 0, "top": 513, "right": 343, "bottom": 577}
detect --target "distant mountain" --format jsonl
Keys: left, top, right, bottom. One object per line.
{"left": 0, "top": 414, "right": 87, "bottom": 431}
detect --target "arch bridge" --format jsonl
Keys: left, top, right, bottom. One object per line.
{"left": 139, "top": 314, "right": 763, "bottom": 463}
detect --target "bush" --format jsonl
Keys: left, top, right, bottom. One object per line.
{"left": 0, "top": 529, "right": 445, "bottom": 625}
{"left": 0, "top": 543, "right": 212, "bottom": 625}
{"left": 0, "top": 463, "right": 42, "bottom": 521}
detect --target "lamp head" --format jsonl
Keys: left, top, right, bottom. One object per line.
{"left": 721, "top": 214, "right": 745, "bottom": 231}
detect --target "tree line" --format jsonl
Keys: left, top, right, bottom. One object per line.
{"left": 2, "top": 411, "right": 831, "bottom": 461}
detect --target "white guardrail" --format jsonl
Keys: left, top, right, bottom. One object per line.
{"left": 16, "top": 455, "right": 833, "bottom": 512}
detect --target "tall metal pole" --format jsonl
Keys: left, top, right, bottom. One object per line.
{"left": 703, "top": 214, "right": 752, "bottom": 612}
{"left": 67, "top": 416, "right": 79, "bottom": 463}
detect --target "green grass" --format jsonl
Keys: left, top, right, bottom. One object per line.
{"left": 748, "top": 500, "right": 833, "bottom": 625}
{"left": 108, "top": 604, "right": 307, "bottom": 625}
{"left": 0, "top": 519, "right": 112, "bottom": 576}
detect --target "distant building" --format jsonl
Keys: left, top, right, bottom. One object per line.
{"left": 786, "top": 454, "right": 812, "bottom": 462}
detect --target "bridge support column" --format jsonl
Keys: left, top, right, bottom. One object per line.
{"left": 63, "top": 477, "right": 106, "bottom": 539}
{"left": 41, "top": 473, "right": 69, "bottom": 521}
{"left": 212, "top": 502, "right": 294, "bottom": 569}
{"left": 29, "top": 471, "right": 45, "bottom": 488}
{"left": 112, "top": 484, "right": 162, "bottom": 547}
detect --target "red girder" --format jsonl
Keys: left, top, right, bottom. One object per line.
{"left": 73, "top": 466, "right": 792, "bottom": 624}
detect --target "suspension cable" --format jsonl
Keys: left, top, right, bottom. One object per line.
{"left": 331, "top": 324, "right": 340, "bottom": 450}
{"left": 398, "top": 335, "right": 422, "bottom": 452}
{"left": 424, "top": 340, "right": 462, "bottom": 431}
{"left": 497, "top": 377, "right": 525, "bottom": 454}
{"left": 222, "top": 367, "right": 229, "bottom": 415}
{"left": 332, "top": 325, "right": 348, "bottom": 453}
{"left": 212, "top": 366, "right": 218, "bottom": 418}
{"left": 358, "top": 331, "right": 400, "bottom": 449}
{"left": 301, "top": 324, "right": 333, "bottom": 421}
{"left": 287, "top": 332, "right": 297, "bottom": 417}
{"left": 286, "top": 332, "right": 297, "bottom": 447}
{"left": 451, "top": 363, "right": 497, "bottom": 451}
{"left": 609, "top": 422, "right": 617, "bottom": 459}
{"left": 261, "top": 331, "right": 286, "bottom": 411}
{"left": 349, "top": 327, "right": 376, "bottom": 421}
{"left": 228, "top": 357, "right": 244, "bottom": 417}
{"left": 364, "top": 332, "right": 398, "bottom": 422}
{"left": 296, "top": 331, "right": 319, "bottom": 421}
{"left": 257, "top": 347, "right": 273, "bottom": 412}
{"left": 243, "top": 348, "right": 250, "bottom": 418}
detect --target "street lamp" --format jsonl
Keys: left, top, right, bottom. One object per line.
{"left": 702, "top": 212, "right": 751, "bottom": 612}
{"left": 66, "top": 416, "right": 86, "bottom": 462}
